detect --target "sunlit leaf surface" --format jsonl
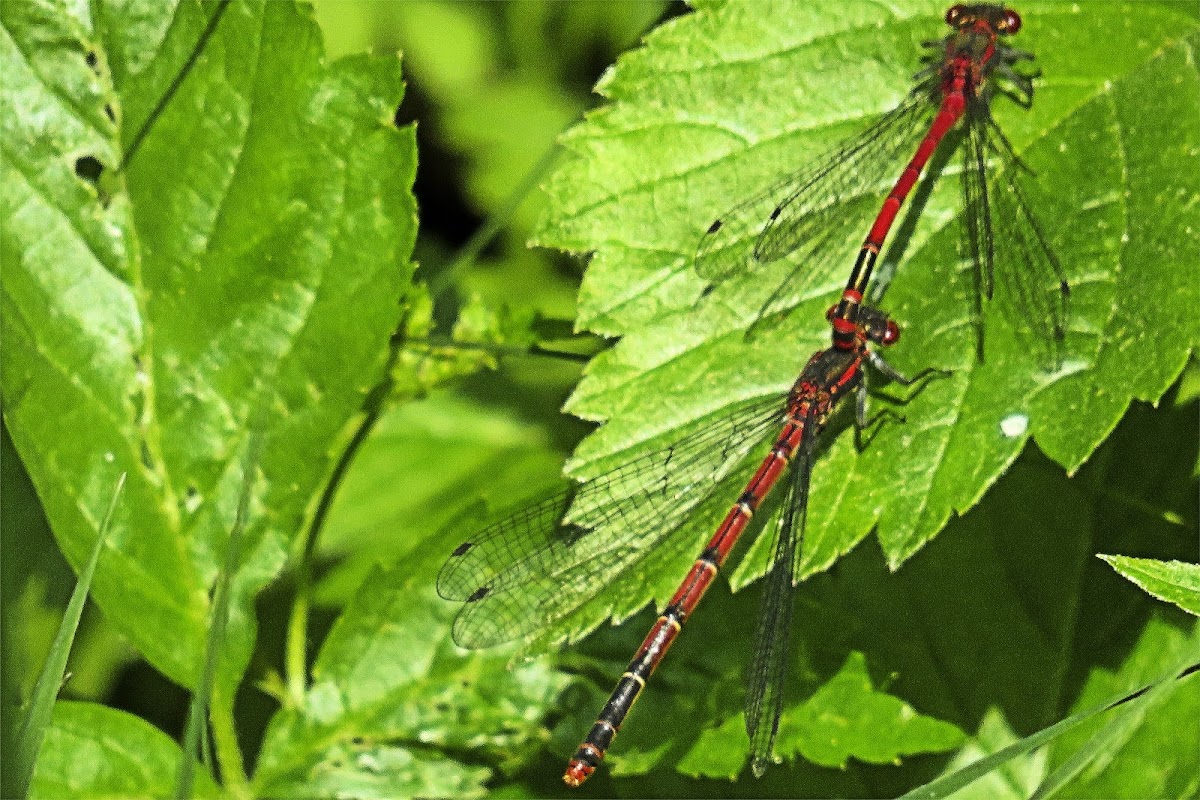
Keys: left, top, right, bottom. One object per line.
{"left": 530, "top": 0, "right": 1199, "bottom": 648}
{"left": 2, "top": 0, "right": 416, "bottom": 703}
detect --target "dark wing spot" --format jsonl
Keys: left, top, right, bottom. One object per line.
{"left": 706, "top": 219, "right": 723, "bottom": 234}
{"left": 451, "top": 541, "right": 473, "bottom": 557}
{"left": 768, "top": 205, "right": 782, "bottom": 221}
{"left": 556, "top": 523, "right": 592, "bottom": 547}
{"left": 467, "top": 586, "right": 490, "bottom": 603}
{"left": 85, "top": 50, "right": 98, "bottom": 69}
{"left": 74, "top": 155, "right": 103, "bottom": 184}
{"left": 103, "top": 104, "right": 115, "bottom": 122}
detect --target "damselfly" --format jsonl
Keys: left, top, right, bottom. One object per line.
{"left": 697, "top": 4, "right": 1068, "bottom": 361}
{"left": 438, "top": 307, "right": 942, "bottom": 784}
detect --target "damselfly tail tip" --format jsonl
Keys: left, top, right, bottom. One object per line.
{"left": 563, "top": 760, "right": 593, "bottom": 787}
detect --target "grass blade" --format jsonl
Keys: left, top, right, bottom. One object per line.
{"left": 1028, "top": 652, "right": 1197, "bottom": 800}
{"left": 14, "top": 472, "right": 126, "bottom": 798}
{"left": 901, "top": 655, "right": 1200, "bottom": 800}
{"left": 174, "top": 434, "right": 260, "bottom": 800}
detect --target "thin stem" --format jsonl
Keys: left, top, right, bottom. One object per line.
{"left": 209, "top": 690, "right": 248, "bottom": 799}
{"left": 285, "top": 327, "right": 405, "bottom": 703}
{"left": 283, "top": 137, "right": 567, "bottom": 698}
{"left": 175, "top": 436, "right": 259, "bottom": 799}
{"left": 426, "top": 142, "right": 561, "bottom": 301}
{"left": 409, "top": 334, "right": 597, "bottom": 364}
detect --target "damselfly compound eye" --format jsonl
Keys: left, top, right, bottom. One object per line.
{"left": 1003, "top": 9, "right": 1022, "bottom": 34}
{"left": 945, "top": 4, "right": 968, "bottom": 26}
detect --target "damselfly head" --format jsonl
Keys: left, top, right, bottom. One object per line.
{"left": 945, "top": 5, "right": 1022, "bottom": 36}
{"left": 856, "top": 307, "right": 901, "bottom": 347}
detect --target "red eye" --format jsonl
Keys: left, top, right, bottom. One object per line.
{"left": 882, "top": 321, "right": 900, "bottom": 345}
{"left": 1003, "top": 9, "right": 1022, "bottom": 34}
{"left": 945, "top": 4, "right": 967, "bottom": 25}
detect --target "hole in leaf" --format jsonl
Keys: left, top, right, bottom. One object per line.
{"left": 75, "top": 155, "right": 104, "bottom": 184}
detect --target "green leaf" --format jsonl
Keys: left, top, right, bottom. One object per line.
{"left": 312, "top": 390, "right": 568, "bottom": 605}
{"left": 1041, "top": 615, "right": 1200, "bottom": 799}
{"left": 778, "top": 651, "right": 965, "bottom": 768}
{"left": 30, "top": 701, "right": 219, "bottom": 799}
{"left": 376, "top": 0, "right": 664, "bottom": 227}
{"left": 565, "top": 392, "right": 1195, "bottom": 789}
{"left": 1099, "top": 556, "right": 1200, "bottom": 616}
{"left": 253, "top": 534, "right": 569, "bottom": 797}
{"left": 680, "top": 651, "right": 963, "bottom": 778}
{"left": 2, "top": 0, "right": 416, "bottom": 719}
{"left": 939, "top": 710, "right": 1047, "bottom": 800}
{"left": 529, "top": 0, "right": 1200, "bottom": 638}
{"left": 905, "top": 622, "right": 1199, "bottom": 800}
{"left": 392, "top": 290, "right": 584, "bottom": 399}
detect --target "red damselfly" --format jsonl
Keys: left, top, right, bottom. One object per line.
{"left": 697, "top": 4, "right": 1068, "bottom": 361}
{"left": 438, "top": 308, "right": 942, "bottom": 785}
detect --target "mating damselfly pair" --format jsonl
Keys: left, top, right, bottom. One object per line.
{"left": 439, "top": 4, "right": 1071, "bottom": 785}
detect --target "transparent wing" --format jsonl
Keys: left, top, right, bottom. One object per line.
{"left": 695, "top": 89, "right": 936, "bottom": 298}
{"left": 745, "top": 412, "right": 816, "bottom": 777}
{"left": 438, "top": 394, "right": 788, "bottom": 649}
{"left": 986, "top": 117, "right": 1070, "bottom": 367}
{"left": 962, "top": 107, "right": 1069, "bottom": 367}
{"left": 961, "top": 112, "right": 994, "bottom": 360}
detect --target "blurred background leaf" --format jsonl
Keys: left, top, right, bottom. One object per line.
{"left": 29, "top": 702, "right": 221, "bottom": 799}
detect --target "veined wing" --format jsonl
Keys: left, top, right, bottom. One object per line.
{"left": 438, "top": 394, "right": 788, "bottom": 649}
{"left": 745, "top": 407, "right": 817, "bottom": 777}
{"left": 985, "top": 116, "right": 1069, "bottom": 367}
{"left": 695, "top": 89, "right": 936, "bottom": 294}
{"left": 963, "top": 107, "right": 1069, "bottom": 367}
